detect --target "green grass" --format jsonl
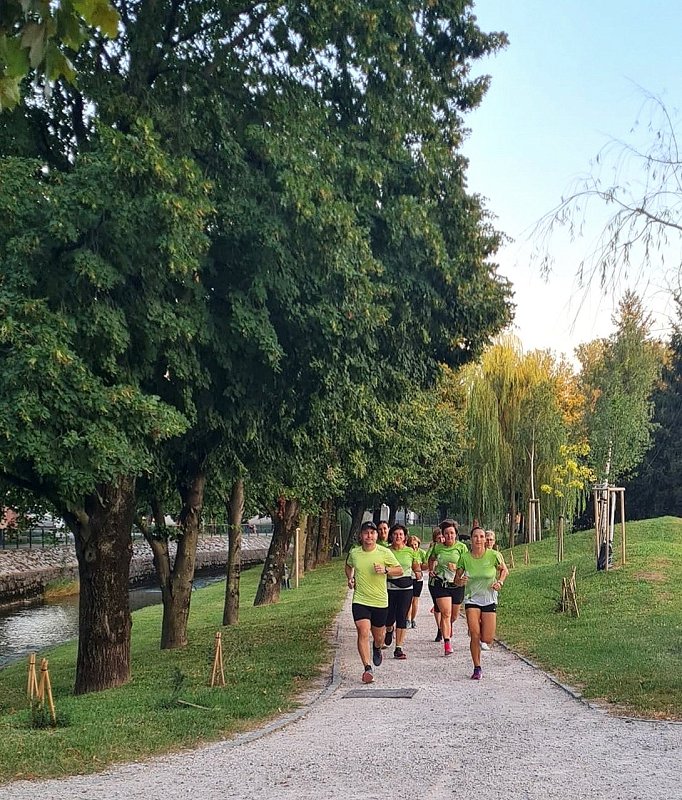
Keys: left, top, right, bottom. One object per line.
{"left": 0, "top": 561, "right": 346, "bottom": 784}
{"left": 499, "top": 516, "right": 682, "bottom": 719}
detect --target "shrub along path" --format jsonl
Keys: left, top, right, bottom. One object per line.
{"left": 2, "top": 564, "right": 681, "bottom": 800}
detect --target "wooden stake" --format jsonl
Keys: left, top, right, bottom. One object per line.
{"left": 557, "top": 515, "right": 565, "bottom": 563}
{"left": 508, "top": 550, "right": 515, "bottom": 570}
{"left": 210, "top": 631, "right": 225, "bottom": 687}
{"left": 27, "top": 653, "right": 39, "bottom": 700}
{"left": 37, "top": 658, "right": 56, "bottom": 724}
{"left": 523, "top": 546, "right": 529, "bottom": 565}
{"left": 620, "top": 489, "right": 626, "bottom": 566}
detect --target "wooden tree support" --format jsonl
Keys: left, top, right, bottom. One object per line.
{"left": 557, "top": 515, "right": 565, "bottom": 563}
{"left": 523, "top": 546, "right": 530, "bottom": 565}
{"left": 560, "top": 567, "right": 579, "bottom": 617}
{"left": 210, "top": 631, "right": 226, "bottom": 687}
{"left": 37, "top": 658, "right": 57, "bottom": 724}
{"left": 508, "top": 550, "right": 515, "bottom": 570}
{"left": 27, "top": 653, "right": 39, "bottom": 700}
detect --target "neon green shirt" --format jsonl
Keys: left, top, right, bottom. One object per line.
{"left": 431, "top": 541, "right": 468, "bottom": 583}
{"left": 412, "top": 547, "right": 428, "bottom": 578}
{"left": 347, "top": 546, "right": 401, "bottom": 607}
{"left": 459, "top": 549, "right": 505, "bottom": 605}
{"left": 389, "top": 546, "right": 417, "bottom": 580}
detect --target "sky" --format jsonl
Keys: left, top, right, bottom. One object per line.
{"left": 462, "top": 1, "right": 682, "bottom": 362}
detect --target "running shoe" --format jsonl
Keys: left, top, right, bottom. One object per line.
{"left": 471, "top": 666, "right": 482, "bottom": 680}
{"left": 394, "top": 647, "right": 407, "bottom": 660}
{"left": 434, "top": 631, "right": 443, "bottom": 642}
{"left": 384, "top": 628, "right": 394, "bottom": 646}
{"left": 372, "top": 645, "right": 383, "bottom": 667}
{"left": 362, "top": 666, "right": 374, "bottom": 683}
{"left": 444, "top": 641, "right": 453, "bottom": 656}
{"left": 411, "top": 620, "right": 417, "bottom": 629}
{"left": 480, "top": 642, "right": 490, "bottom": 651}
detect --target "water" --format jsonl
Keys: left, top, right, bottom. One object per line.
{"left": 0, "top": 572, "right": 225, "bottom": 669}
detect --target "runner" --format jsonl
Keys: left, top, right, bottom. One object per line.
{"left": 456, "top": 527, "right": 509, "bottom": 679}
{"left": 407, "top": 534, "right": 428, "bottom": 628}
{"left": 425, "top": 527, "right": 445, "bottom": 641}
{"left": 345, "top": 521, "right": 403, "bottom": 683}
{"left": 384, "top": 524, "right": 419, "bottom": 660}
{"left": 428, "top": 519, "right": 467, "bottom": 656}
{"left": 376, "top": 520, "right": 390, "bottom": 547}
{"left": 481, "top": 529, "right": 504, "bottom": 650}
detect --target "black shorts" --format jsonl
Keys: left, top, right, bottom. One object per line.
{"left": 432, "top": 582, "right": 465, "bottom": 604}
{"left": 412, "top": 579, "right": 424, "bottom": 597}
{"left": 465, "top": 602, "right": 497, "bottom": 613}
{"left": 428, "top": 581, "right": 439, "bottom": 605}
{"left": 352, "top": 603, "right": 388, "bottom": 628}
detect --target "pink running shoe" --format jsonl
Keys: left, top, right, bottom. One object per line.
{"left": 471, "top": 666, "right": 482, "bottom": 680}
{"left": 444, "top": 641, "right": 453, "bottom": 656}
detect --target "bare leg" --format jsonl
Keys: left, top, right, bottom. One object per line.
{"left": 480, "top": 611, "right": 497, "bottom": 646}
{"left": 466, "top": 606, "right": 482, "bottom": 667}
{"left": 436, "top": 597, "right": 452, "bottom": 639}
{"left": 355, "top": 619, "right": 372, "bottom": 668}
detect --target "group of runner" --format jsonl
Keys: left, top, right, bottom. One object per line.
{"left": 344, "top": 518, "right": 509, "bottom": 683}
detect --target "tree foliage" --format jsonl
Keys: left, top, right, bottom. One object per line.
{"left": 577, "top": 291, "right": 663, "bottom": 484}
{"left": 0, "top": 0, "right": 119, "bottom": 110}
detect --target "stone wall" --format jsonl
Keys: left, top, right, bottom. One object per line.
{"left": 0, "top": 535, "right": 270, "bottom": 607}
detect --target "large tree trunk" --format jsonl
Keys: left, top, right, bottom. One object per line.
{"left": 71, "top": 476, "right": 136, "bottom": 695}
{"left": 315, "top": 499, "right": 333, "bottom": 565}
{"left": 388, "top": 501, "right": 398, "bottom": 527}
{"left": 145, "top": 473, "right": 204, "bottom": 649}
{"left": 304, "top": 513, "right": 319, "bottom": 572}
{"left": 254, "top": 497, "right": 300, "bottom": 606}
{"left": 223, "top": 477, "right": 244, "bottom": 625}
{"left": 344, "top": 500, "right": 365, "bottom": 551}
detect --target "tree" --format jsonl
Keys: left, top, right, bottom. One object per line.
{"left": 577, "top": 291, "right": 663, "bottom": 484}
{"left": 460, "top": 337, "right": 569, "bottom": 544}
{"left": 623, "top": 314, "right": 681, "bottom": 518}
{"left": 0, "top": 125, "right": 210, "bottom": 691}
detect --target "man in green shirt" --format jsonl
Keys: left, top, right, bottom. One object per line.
{"left": 345, "top": 521, "right": 403, "bottom": 683}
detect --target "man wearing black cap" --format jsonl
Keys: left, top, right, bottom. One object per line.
{"left": 345, "top": 520, "right": 403, "bottom": 683}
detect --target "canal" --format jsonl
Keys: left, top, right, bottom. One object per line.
{"left": 0, "top": 571, "right": 225, "bottom": 668}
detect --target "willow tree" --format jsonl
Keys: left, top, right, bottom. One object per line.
{"left": 462, "top": 337, "right": 568, "bottom": 545}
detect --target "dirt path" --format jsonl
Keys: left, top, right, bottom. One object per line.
{"left": 2, "top": 593, "right": 680, "bottom": 799}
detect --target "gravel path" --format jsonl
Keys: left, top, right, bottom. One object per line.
{"left": 2, "top": 593, "right": 680, "bottom": 800}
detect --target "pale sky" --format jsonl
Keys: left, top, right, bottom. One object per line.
{"left": 463, "top": 0, "right": 682, "bottom": 361}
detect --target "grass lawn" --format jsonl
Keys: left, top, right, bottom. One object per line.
{"left": 498, "top": 515, "right": 682, "bottom": 719}
{"left": 0, "top": 560, "right": 347, "bottom": 784}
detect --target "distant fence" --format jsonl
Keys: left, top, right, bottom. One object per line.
{"left": 0, "top": 521, "right": 273, "bottom": 550}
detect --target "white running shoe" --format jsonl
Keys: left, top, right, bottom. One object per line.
{"left": 480, "top": 642, "right": 490, "bottom": 651}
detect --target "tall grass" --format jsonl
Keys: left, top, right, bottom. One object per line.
{"left": 0, "top": 561, "right": 346, "bottom": 783}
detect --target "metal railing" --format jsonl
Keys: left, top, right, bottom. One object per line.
{"left": 0, "top": 521, "right": 274, "bottom": 550}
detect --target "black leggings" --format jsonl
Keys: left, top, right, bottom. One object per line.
{"left": 386, "top": 589, "right": 413, "bottom": 629}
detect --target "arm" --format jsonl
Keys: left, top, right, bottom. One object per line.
{"left": 492, "top": 559, "right": 509, "bottom": 590}
{"left": 345, "top": 558, "right": 355, "bottom": 589}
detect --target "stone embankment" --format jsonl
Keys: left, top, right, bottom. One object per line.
{"left": 0, "top": 535, "right": 270, "bottom": 607}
